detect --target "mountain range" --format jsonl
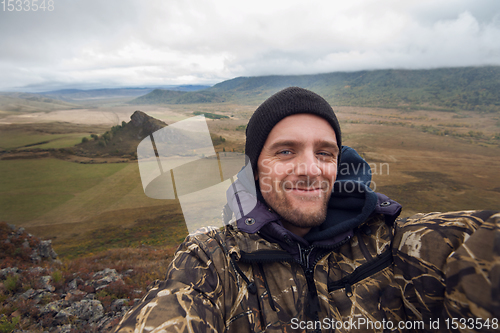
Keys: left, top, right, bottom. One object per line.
{"left": 40, "top": 85, "right": 210, "bottom": 102}
{"left": 129, "top": 66, "right": 500, "bottom": 112}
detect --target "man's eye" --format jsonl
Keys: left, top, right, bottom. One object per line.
{"left": 277, "top": 150, "right": 292, "bottom": 155}
{"left": 317, "top": 152, "right": 335, "bottom": 159}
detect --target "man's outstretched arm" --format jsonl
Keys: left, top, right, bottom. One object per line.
{"left": 112, "top": 231, "right": 227, "bottom": 333}
{"left": 393, "top": 210, "right": 500, "bottom": 331}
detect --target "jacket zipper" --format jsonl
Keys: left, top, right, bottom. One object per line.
{"left": 308, "top": 235, "right": 352, "bottom": 268}
{"left": 299, "top": 245, "right": 321, "bottom": 329}
{"left": 300, "top": 245, "right": 314, "bottom": 268}
{"left": 239, "top": 250, "right": 294, "bottom": 264}
{"left": 237, "top": 236, "right": 353, "bottom": 332}
{"left": 298, "top": 237, "right": 352, "bottom": 333}
{"left": 327, "top": 250, "right": 393, "bottom": 297}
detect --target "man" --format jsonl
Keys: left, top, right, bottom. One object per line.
{"left": 114, "top": 87, "right": 499, "bottom": 332}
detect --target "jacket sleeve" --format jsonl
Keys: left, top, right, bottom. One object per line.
{"left": 444, "top": 212, "right": 500, "bottom": 329}
{"left": 112, "top": 231, "right": 227, "bottom": 333}
{"left": 393, "top": 210, "right": 500, "bottom": 332}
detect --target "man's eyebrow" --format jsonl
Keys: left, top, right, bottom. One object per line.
{"left": 267, "top": 140, "right": 299, "bottom": 151}
{"left": 267, "top": 139, "right": 339, "bottom": 153}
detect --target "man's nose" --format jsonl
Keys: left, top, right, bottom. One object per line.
{"left": 295, "top": 151, "right": 321, "bottom": 176}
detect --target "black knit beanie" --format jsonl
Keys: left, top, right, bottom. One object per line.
{"left": 245, "top": 87, "right": 342, "bottom": 173}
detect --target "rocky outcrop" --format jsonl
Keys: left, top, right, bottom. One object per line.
{"left": 0, "top": 223, "right": 138, "bottom": 332}
{"left": 33, "top": 268, "right": 132, "bottom": 331}
{"left": 1, "top": 265, "right": 134, "bottom": 332}
{"left": 1, "top": 224, "right": 59, "bottom": 265}
{"left": 130, "top": 110, "right": 167, "bottom": 137}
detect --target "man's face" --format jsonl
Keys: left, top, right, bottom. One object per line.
{"left": 256, "top": 114, "right": 339, "bottom": 233}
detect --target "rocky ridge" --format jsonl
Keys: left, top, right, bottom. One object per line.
{"left": 0, "top": 223, "right": 141, "bottom": 332}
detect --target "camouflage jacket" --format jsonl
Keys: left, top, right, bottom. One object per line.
{"left": 113, "top": 210, "right": 500, "bottom": 332}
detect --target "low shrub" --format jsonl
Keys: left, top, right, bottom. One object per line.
{"left": 4, "top": 275, "right": 20, "bottom": 294}
{"left": 0, "top": 315, "right": 19, "bottom": 333}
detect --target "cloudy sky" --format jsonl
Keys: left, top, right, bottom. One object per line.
{"left": 0, "top": 0, "right": 499, "bottom": 92}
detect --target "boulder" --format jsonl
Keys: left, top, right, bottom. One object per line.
{"left": 67, "top": 299, "right": 104, "bottom": 323}
{"left": 39, "top": 275, "right": 55, "bottom": 292}
{"left": 90, "top": 268, "right": 123, "bottom": 290}
{"left": 0, "top": 267, "right": 19, "bottom": 278}
{"left": 68, "top": 277, "right": 83, "bottom": 290}
{"left": 38, "top": 240, "right": 58, "bottom": 259}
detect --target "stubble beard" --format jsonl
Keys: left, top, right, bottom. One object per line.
{"left": 261, "top": 178, "right": 331, "bottom": 229}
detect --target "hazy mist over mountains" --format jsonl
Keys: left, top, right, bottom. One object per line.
{"left": 1, "top": 1, "right": 499, "bottom": 92}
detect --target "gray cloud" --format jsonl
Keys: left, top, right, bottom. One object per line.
{"left": 1, "top": 0, "right": 499, "bottom": 91}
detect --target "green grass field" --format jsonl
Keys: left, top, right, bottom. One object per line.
{"left": 0, "top": 131, "right": 87, "bottom": 150}
{"left": 0, "top": 157, "right": 189, "bottom": 258}
{"left": 51, "top": 204, "right": 187, "bottom": 258}
{"left": 0, "top": 158, "right": 128, "bottom": 222}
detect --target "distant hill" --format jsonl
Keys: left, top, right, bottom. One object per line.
{"left": 76, "top": 110, "right": 168, "bottom": 156}
{"left": 75, "top": 111, "right": 232, "bottom": 157}
{"left": 0, "top": 92, "right": 81, "bottom": 112}
{"left": 129, "top": 66, "right": 500, "bottom": 112}
{"left": 129, "top": 89, "right": 226, "bottom": 105}
{"left": 41, "top": 85, "right": 210, "bottom": 102}
{"left": 41, "top": 88, "right": 155, "bottom": 101}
